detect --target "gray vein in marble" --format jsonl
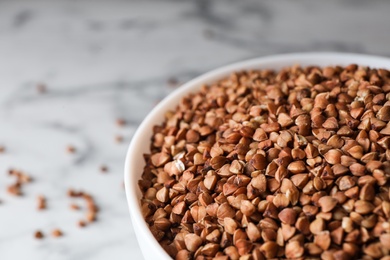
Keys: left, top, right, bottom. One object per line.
{"left": 190, "top": 0, "right": 233, "bottom": 29}
{"left": 12, "top": 9, "right": 34, "bottom": 28}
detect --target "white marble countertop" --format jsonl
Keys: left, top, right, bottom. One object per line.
{"left": 1, "top": 0, "right": 390, "bottom": 259}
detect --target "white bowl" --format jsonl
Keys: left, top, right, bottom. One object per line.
{"left": 124, "top": 52, "right": 390, "bottom": 260}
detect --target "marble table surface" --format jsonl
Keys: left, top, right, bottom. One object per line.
{"left": 1, "top": 0, "right": 390, "bottom": 259}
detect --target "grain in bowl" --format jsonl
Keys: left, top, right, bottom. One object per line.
{"left": 136, "top": 61, "right": 390, "bottom": 259}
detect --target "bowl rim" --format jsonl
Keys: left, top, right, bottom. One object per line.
{"left": 124, "top": 52, "right": 390, "bottom": 259}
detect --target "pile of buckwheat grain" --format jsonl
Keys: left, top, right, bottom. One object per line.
{"left": 138, "top": 64, "right": 390, "bottom": 260}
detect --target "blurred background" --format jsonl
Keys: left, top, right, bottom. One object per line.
{"left": 0, "top": 0, "right": 389, "bottom": 259}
